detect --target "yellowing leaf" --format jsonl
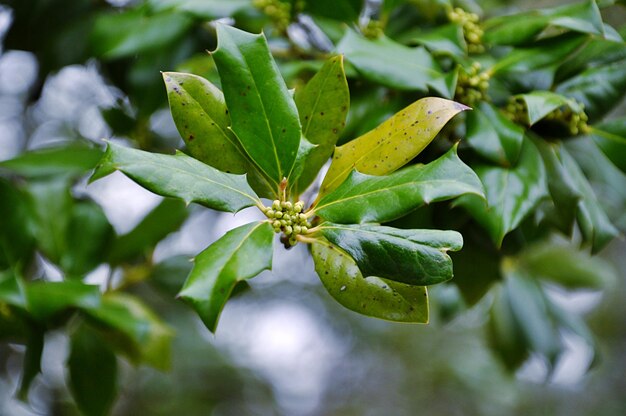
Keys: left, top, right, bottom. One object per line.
{"left": 317, "top": 97, "right": 468, "bottom": 197}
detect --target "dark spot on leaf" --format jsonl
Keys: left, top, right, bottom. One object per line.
{"left": 305, "top": 115, "right": 309, "bottom": 120}
{"left": 332, "top": 128, "right": 338, "bottom": 134}
{"left": 325, "top": 271, "right": 329, "bottom": 275}
{"left": 436, "top": 116, "right": 440, "bottom": 119}
{"left": 320, "top": 112, "right": 325, "bottom": 116}
{"left": 247, "top": 85, "right": 251, "bottom": 90}
{"left": 341, "top": 106, "right": 347, "bottom": 111}
{"left": 427, "top": 110, "right": 432, "bottom": 114}
{"left": 225, "top": 109, "right": 229, "bottom": 114}
{"left": 282, "top": 128, "right": 286, "bottom": 133}
{"left": 188, "top": 135, "right": 194, "bottom": 141}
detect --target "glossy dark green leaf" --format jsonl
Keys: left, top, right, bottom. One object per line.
{"left": 319, "top": 97, "right": 469, "bottom": 196}
{"left": 560, "top": 146, "right": 619, "bottom": 252}
{"left": 315, "top": 145, "right": 484, "bottom": 224}
{"left": 108, "top": 199, "right": 188, "bottom": 265}
{"left": 567, "top": 137, "right": 626, "bottom": 232}
{"left": 62, "top": 200, "right": 115, "bottom": 278}
{"left": 491, "top": 35, "right": 586, "bottom": 75}
{"left": 294, "top": 55, "right": 350, "bottom": 194}
{"left": 337, "top": 29, "right": 454, "bottom": 97}
{"left": 533, "top": 139, "right": 581, "bottom": 234}
{"left": 0, "top": 179, "right": 35, "bottom": 270}
{"left": 556, "top": 36, "right": 626, "bottom": 80}
{"left": 311, "top": 240, "right": 428, "bottom": 323}
{"left": 319, "top": 223, "right": 463, "bottom": 286}
{"left": 27, "top": 178, "right": 73, "bottom": 264}
{"left": 83, "top": 293, "right": 173, "bottom": 370}
{"left": 304, "top": 0, "right": 361, "bottom": 20}
{"left": 556, "top": 60, "right": 626, "bottom": 121}
{"left": 487, "top": 284, "right": 528, "bottom": 371}
{"left": 0, "top": 144, "right": 102, "bottom": 178}
{"left": 149, "top": 0, "right": 250, "bottom": 18}
{"left": 411, "top": 24, "right": 467, "bottom": 56}
{"left": 503, "top": 271, "right": 562, "bottom": 366}
{"left": 459, "top": 138, "right": 548, "bottom": 246}
{"left": 91, "top": 9, "right": 193, "bottom": 59}
{"left": 590, "top": 119, "right": 626, "bottom": 172}
{"left": 25, "top": 281, "right": 101, "bottom": 322}
{"left": 91, "top": 142, "right": 261, "bottom": 213}
{"left": 68, "top": 324, "right": 118, "bottom": 416}
{"left": 516, "top": 91, "right": 581, "bottom": 126}
{"left": 212, "top": 24, "right": 302, "bottom": 186}
{"left": 465, "top": 102, "right": 524, "bottom": 166}
{"left": 178, "top": 222, "right": 273, "bottom": 333}
{"left": 518, "top": 243, "right": 616, "bottom": 290}
{"left": 484, "top": 0, "right": 604, "bottom": 45}
{"left": 18, "top": 330, "right": 44, "bottom": 400}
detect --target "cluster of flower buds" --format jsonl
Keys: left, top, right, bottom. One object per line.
{"left": 455, "top": 61, "right": 490, "bottom": 106}
{"left": 447, "top": 7, "right": 485, "bottom": 54}
{"left": 361, "top": 19, "right": 384, "bottom": 39}
{"left": 253, "top": 0, "right": 292, "bottom": 32}
{"left": 504, "top": 97, "right": 529, "bottom": 125}
{"left": 544, "top": 104, "right": 591, "bottom": 136}
{"left": 264, "top": 200, "right": 310, "bottom": 246}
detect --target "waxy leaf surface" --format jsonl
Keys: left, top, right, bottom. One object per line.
{"left": 319, "top": 97, "right": 468, "bottom": 196}
{"left": 213, "top": 24, "right": 301, "bottom": 186}
{"left": 319, "top": 223, "right": 462, "bottom": 286}
{"left": 91, "top": 142, "right": 260, "bottom": 213}
{"left": 516, "top": 91, "right": 581, "bottom": 126}
{"left": 466, "top": 102, "right": 525, "bottom": 166}
{"left": 460, "top": 138, "right": 548, "bottom": 246}
{"left": 337, "top": 29, "right": 454, "bottom": 97}
{"left": 178, "top": 222, "right": 274, "bottom": 333}
{"left": 294, "top": 55, "right": 350, "bottom": 194}
{"left": 315, "top": 145, "right": 484, "bottom": 224}
{"left": 0, "top": 144, "right": 102, "bottom": 178}
{"left": 312, "top": 241, "right": 428, "bottom": 323}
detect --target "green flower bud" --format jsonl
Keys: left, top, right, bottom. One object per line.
{"left": 274, "top": 211, "right": 283, "bottom": 219}
{"left": 272, "top": 200, "right": 281, "bottom": 210}
{"left": 284, "top": 225, "right": 293, "bottom": 235}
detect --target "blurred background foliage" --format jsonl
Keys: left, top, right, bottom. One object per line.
{"left": 0, "top": 0, "right": 625, "bottom": 415}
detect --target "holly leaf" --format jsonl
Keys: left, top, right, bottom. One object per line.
{"left": 83, "top": 293, "right": 173, "bottom": 370}
{"left": 0, "top": 143, "right": 102, "bottom": 178}
{"left": 411, "top": 24, "right": 467, "bottom": 57}
{"left": 459, "top": 137, "right": 548, "bottom": 246}
{"left": 515, "top": 91, "right": 582, "bottom": 126}
{"left": 589, "top": 118, "right": 626, "bottom": 172}
{"left": 315, "top": 145, "right": 484, "bottom": 223}
{"left": 178, "top": 222, "right": 274, "bottom": 333}
{"left": 465, "top": 102, "right": 525, "bottom": 167}
{"left": 318, "top": 97, "right": 469, "bottom": 197}
{"left": 212, "top": 24, "right": 302, "bottom": 186}
{"left": 68, "top": 324, "right": 118, "bottom": 416}
{"left": 337, "top": 29, "right": 455, "bottom": 97}
{"left": 90, "top": 142, "right": 261, "bottom": 213}
{"left": 556, "top": 60, "right": 626, "bottom": 121}
{"left": 294, "top": 55, "right": 350, "bottom": 195}
{"left": 319, "top": 223, "right": 463, "bottom": 286}
{"left": 25, "top": 281, "right": 101, "bottom": 322}
{"left": 311, "top": 240, "right": 428, "bottom": 323}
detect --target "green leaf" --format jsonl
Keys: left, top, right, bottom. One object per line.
{"left": 459, "top": 138, "right": 548, "bottom": 246}
{"left": 149, "top": 0, "right": 251, "bottom": 18}
{"left": 491, "top": 35, "right": 586, "bottom": 75}
{"left": 0, "top": 270, "right": 26, "bottom": 309}
{"left": 91, "top": 9, "right": 193, "bottom": 60}
{"left": 590, "top": 119, "right": 626, "bottom": 172}
{"left": 91, "top": 142, "right": 260, "bottom": 213}
{"left": 315, "top": 145, "right": 484, "bottom": 224}
{"left": 83, "top": 293, "right": 173, "bottom": 370}
{"left": 0, "top": 179, "right": 35, "bottom": 270}
{"left": 411, "top": 24, "right": 467, "bottom": 57}
{"left": 318, "top": 97, "right": 469, "bottom": 197}
{"left": 518, "top": 242, "right": 616, "bottom": 290}
{"left": 319, "top": 223, "right": 463, "bottom": 286}
{"left": 294, "top": 55, "right": 350, "bottom": 195}
{"left": 311, "top": 240, "right": 428, "bottom": 323}
{"left": 465, "top": 102, "right": 524, "bottom": 166}
{"left": 108, "top": 199, "right": 188, "bottom": 265}
{"left": 27, "top": 178, "right": 73, "bottom": 264}
{"left": 25, "top": 281, "right": 101, "bottom": 322}
{"left": 212, "top": 24, "right": 302, "bottom": 186}
{"left": 560, "top": 145, "right": 619, "bottom": 252}
{"left": 533, "top": 139, "right": 581, "bottom": 234}
{"left": 68, "top": 324, "right": 118, "bottom": 416}
{"left": 18, "top": 330, "right": 44, "bottom": 400}
{"left": 515, "top": 91, "right": 582, "bottom": 126}
{"left": 487, "top": 284, "right": 528, "bottom": 371}
{"left": 178, "top": 222, "right": 273, "bottom": 333}
{"left": 0, "top": 144, "right": 103, "bottom": 178}
{"left": 303, "top": 0, "right": 361, "bottom": 20}
{"left": 556, "top": 60, "right": 626, "bottom": 121}
{"left": 337, "top": 29, "right": 454, "bottom": 97}
{"left": 62, "top": 200, "right": 115, "bottom": 278}
{"left": 502, "top": 270, "right": 562, "bottom": 366}
{"left": 484, "top": 0, "right": 604, "bottom": 45}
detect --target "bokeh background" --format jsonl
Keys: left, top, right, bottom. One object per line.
{"left": 1, "top": 0, "right": 625, "bottom": 415}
